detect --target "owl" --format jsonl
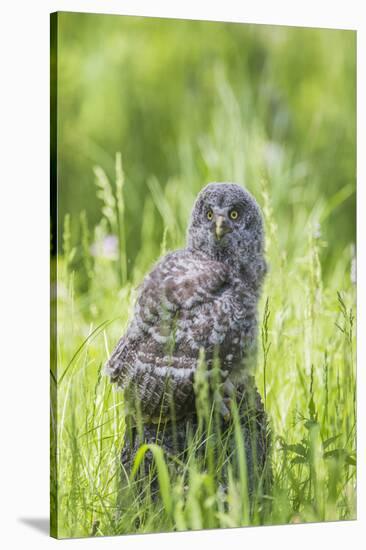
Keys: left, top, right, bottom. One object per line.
{"left": 105, "top": 182, "right": 267, "bottom": 424}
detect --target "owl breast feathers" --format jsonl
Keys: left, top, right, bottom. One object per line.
{"left": 105, "top": 182, "right": 266, "bottom": 422}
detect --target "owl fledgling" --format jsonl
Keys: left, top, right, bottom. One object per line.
{"left": 105, "top": 182, "right": 267, "bottom": 423}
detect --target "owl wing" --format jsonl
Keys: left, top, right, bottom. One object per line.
{"left": 105, "top": 250, "right": 229, "bottom": 421}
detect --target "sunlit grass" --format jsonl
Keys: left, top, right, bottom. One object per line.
{"left": 50, "top": 132, "right": 356, "bottom": 537}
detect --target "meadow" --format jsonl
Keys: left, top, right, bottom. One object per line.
{"left": 50, "top": 14, "right": 356, "bottom": 538}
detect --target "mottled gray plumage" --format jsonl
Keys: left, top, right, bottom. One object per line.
{"left": 106, "top": 182, "right": 270, "bottom": 498}
{"left": 105, "top": 182, "right": 267, "bottom": 422}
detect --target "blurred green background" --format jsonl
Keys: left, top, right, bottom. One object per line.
{"left": 54, "top": 12, "right": 356, "bottom": 280}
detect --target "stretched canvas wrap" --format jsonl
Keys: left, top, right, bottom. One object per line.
{"left": 50, "top": 11, "right": 356, "bottom": 539}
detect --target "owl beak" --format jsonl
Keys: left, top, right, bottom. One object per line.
{"left": 215, "top": 215, "right": 230, "bottom": 240}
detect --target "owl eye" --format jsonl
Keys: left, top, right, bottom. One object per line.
{"left": 207, "top": 209, "right": 213, "bottom": 220}
{"left": 230, "top": 210, "right": 239, "bottom": 220}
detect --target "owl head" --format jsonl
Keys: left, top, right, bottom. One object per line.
{"left": 187, "top": 182, "right": 266, "bottom": 286}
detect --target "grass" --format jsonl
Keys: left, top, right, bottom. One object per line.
{"left": 50, "top": 136, "right": 356, "bottom": 537}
